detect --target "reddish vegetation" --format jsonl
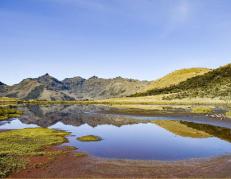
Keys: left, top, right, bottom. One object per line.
{"left": 9, "top": 147, "right": 231, "bottom": 178}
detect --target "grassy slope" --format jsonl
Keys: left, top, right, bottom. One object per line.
{"left": 144, "top": 68, "right": 210, "bottom": 91}
{"left": 134, "top": 64, "right": 231, "bottom": 100}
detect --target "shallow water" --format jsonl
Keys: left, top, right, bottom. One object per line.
{"left": 1, "top": 104, "right": 231, "bottom": 161}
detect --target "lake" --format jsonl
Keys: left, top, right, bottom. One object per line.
{"left": 1, "top": 104, "right": 231, "bottom": 161}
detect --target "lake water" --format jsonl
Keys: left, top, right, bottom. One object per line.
{"left": 1, "top": 104, "right": 231, "bottom": 161}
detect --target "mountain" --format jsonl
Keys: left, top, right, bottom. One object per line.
{"left": 136, "top": 64, "right": 231, "bottom": 100}
{"left": 2, "top": 76, "right": 73, "bottom": 101}
{"left": 63, "top": 76, "right": 148, "bottom": 99}
{"left": 144, "top": 68, "right": 210, "bottom": 91}
{"left": 37, "top": 73, "right": 68, "bottom": 91}
{"left": 1, "top": 64, "right": 230, "bottom": 101}
{"left": 0, "top": 74, "right": 148, "bottom": 100}
{"left": 0, "top": 82, "right": 7, "bottom": 94}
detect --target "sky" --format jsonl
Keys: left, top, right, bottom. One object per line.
{"left": 0, "top": 0, "right": 231, "bottom": 85}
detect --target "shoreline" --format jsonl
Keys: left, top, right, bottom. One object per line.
{"left": 1, "top": 95, "right": 231, "bottom": 106}
{"left": 9, "top": 146, "right": 231, "bottom": 178}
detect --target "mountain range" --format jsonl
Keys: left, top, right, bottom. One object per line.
{"left": 0, "top": 74, "right": 148, "bottom": 100}
{"left": 1, "top": 63, "right": 230, "bottom": 100}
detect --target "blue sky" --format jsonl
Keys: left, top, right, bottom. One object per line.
{"left": 0, "top": 0, "right": 231, "bottom": 85}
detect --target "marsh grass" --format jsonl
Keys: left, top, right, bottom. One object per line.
{"left": 191, "top": 107, "right": 213, "bottom": 114}
{"left": 1, "top": 95, "right": 231, "bottom": 107}
{"left": 0, "top": 128, "right": 69, "bottom": 178}
{"left": 77, "top": 135, "right": 103, "bottom": 142}
{"left": 225, "top": 111, "right": 231, "bottom": 119}
{"left": 75, "top": 152, "right": 88, "bottom": 157}
{"left": 63, "top": 146, "right": 78, "bottom": 151}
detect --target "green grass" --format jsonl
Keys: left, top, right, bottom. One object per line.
{"left": 1, "top": 95, "right": 231, "bottom": 107}
{"left": 132, "top": 64, "right": 231, "bottom": 100}
{"left": 191, "top": 107, "right": 213, "bottom": 114}
{"left": 0, "top": 128, "right": 69, "bottom": 178}
{"left": 0, "top": 107, "right": 23, "bottom": 121}
{"left": 75, "top": 152, "right": 88, "bottom": 157}
{"left": 144, "top": 68, "right": 210, "bottom": 91}
{"left": 63, "top": 146, "right": 78, "bottom": 151}
{"left": 226, "top": 111, "right": 231, "bottom": 119}
{"left": 77, "top": 135, "right": 103, "bottom": 142}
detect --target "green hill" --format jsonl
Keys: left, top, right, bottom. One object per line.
{"left": 143, "top": 68, "right": 210, "bottom": 91}
{"left": 134, "top": 64, "right": 231, "bottom": 100}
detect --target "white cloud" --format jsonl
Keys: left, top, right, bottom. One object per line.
{"left": 160, "top": 0, "right": 191, "bottom": 38}
{"left": 173, "top": 0, "right": 190, "bottom": 23}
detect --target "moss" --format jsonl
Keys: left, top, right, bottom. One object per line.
{"left": 0, "top": 128, "right": 69, "bottom": 178}
{"left": 63, "top": 146, "right": 78, "bottom": 151}
{"left": 191, "top": 107, "right": 213, "bottom": 114}
{"left": 75, "top": 152, "right": 88, "bottom": 157}
{"left": 77, "top": 135, "right": 103, "bottom": 142}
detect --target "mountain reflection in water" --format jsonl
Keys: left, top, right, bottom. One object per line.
{"left": 1, "top": 104, "right": 231, "bottom": 160}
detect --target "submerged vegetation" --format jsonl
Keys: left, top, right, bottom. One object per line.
{"left": 0, "top": 107, "right": 23, "bottom": 121}
{"left": 77, "top": 135, "right": 103, "bottom": 142}
{"left": 0, "top": 128, "right": 69, "bottom": 178}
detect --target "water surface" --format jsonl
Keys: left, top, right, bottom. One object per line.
{"left": 1, "top": 104, "right": 231, "bottom": 161}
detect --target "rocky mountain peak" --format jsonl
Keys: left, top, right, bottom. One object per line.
{"left": 36, "top": 73, "right": 68, "bottom": 91}
{"left": 0, "top": 81, "right": 5, "bottom": 86}
{"left": 38, "top": 73, "right": 53, "bottom": 80}
{"left": 89, "top": 76, "right": 98, "bottom": 80}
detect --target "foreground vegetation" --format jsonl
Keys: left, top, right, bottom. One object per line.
{"left": 0, "top": 128, "right": 69, "bottom": 178}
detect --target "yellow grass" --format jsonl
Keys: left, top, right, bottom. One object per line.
{"left": 144, "top": 68, "right": 210, "bottom": 91}
{"left": 96, "top": 95, "right": 231, "bottom": 105}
